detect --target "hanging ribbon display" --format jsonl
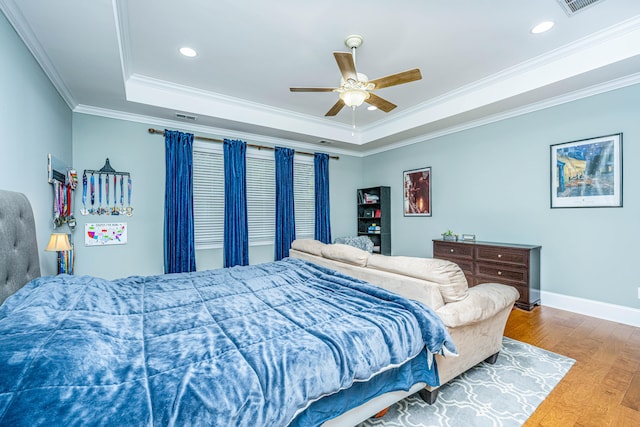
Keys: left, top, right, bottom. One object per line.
{"left": 51, "top": 168, "right": 78, "bottom": 228}
{"left": 90, "top": 173, "right": 95, "bottom": 214}
{"left": 105, "top": 174, "right": 110, "bottom": 215}
{"left": 81, "top": 172, "right": 88, "bottom": 215}
{"left": 126, "top": 176, "right": 134, "bottom": 217}
{"left": 120, "top": 174, "right": 125, "bottom": 214}
{"left": 98, "top": 173, "right": 103, "bottom": 215}
{"left": 82, "top": 159, "right": 132, "bottom": 217}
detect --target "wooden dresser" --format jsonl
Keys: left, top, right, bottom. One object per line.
{"left": 433, "top": 239, "right": 541, "bottom": 310}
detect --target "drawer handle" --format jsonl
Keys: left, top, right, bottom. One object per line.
{"left": 498, "top": 271, "right": 502, "bottom": 276}
{"left": 497, "top": 254, "right": 502, "bottom": 258}
{"left": 450, "top": 249, "right": 454, "bottom": 253}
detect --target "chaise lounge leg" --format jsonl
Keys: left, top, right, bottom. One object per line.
{"left": 418, "top": 388, "right": 438, "bottom": 405}
{"left": 484, "top": 351, "right": 499, "bottom": 364}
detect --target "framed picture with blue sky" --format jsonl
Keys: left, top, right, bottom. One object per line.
{"left": 550, "top": 133, "right": 622, "bottom": 208}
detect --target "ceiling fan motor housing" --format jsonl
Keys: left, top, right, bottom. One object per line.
{"left": 344, "top": 34, "right": 363, "bottom": 49}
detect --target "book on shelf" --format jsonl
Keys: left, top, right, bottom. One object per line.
{"left": 363, "top": 193, "right": 379, "bottom": 203}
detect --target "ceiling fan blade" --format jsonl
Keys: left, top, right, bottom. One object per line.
{"left": 290, "top": 87, "right": 337, "bottom": 92}
{"left": 333, "top": 52, "right": 358, "bottom": 82}
{"left": 325, "top": 99, "right": 345, "bottom": 116}
{"left": 369, "top": 68, "right": 422, "bottom": 90}
{"left": 365, "top": 93, "right": 397, "bottom": 113}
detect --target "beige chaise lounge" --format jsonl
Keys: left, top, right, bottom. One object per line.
{"left": 289, "top": 239, "right": 519, "bottom": 403}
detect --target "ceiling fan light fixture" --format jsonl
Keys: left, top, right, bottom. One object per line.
{"left": 340, "top": 89, "right": 369, "bottom": 108}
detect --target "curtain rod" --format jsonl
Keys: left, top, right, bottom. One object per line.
{"left": 148, "top": 128, "right": 339, "bottom": 160}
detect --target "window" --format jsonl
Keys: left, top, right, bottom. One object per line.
{"left": 192, "top": 142, "right": 315, "bottom": 249}
{"left": 193, "top": 145, "right": 224, "bottom": 249}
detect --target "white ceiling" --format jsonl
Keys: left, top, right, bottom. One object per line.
{"left": 2, "top": 0, "right": 640, "bottom": 155}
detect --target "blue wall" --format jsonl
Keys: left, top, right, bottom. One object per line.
{"left": 71, "top": 113, "right": 363, "bottom": 278}
{"left": 363, "top": 84, "right": 640, "bottom": 310}
{"left": 0, "top": 11, "right": 72, "bottom": 276}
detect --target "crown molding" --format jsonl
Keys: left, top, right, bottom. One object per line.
{"left": 360, "top": 73, "right": 640, "bottom": 156}
{"left": 73, "top": 104, "right": 358, "bottom": 158}
{"left": 359, "top": 17, "right": 640, "bottom": 144}
{"left": 124, "top": 73, "right": 364, "bottom": 145}
{"left": 112, "top": 0, "right": 132, "bottom": 82}
{"left": 0, "top": 0, "right": 77, "bottom": 110}
{"left": 7, "top": 0, "right": 635, "bottom": 155}
{"left": 76, "top": 69, "right": 640, "bottom": 160}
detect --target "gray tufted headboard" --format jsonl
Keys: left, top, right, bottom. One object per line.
{"left": 0, "top": 190, "right": 41, "bottom": 305}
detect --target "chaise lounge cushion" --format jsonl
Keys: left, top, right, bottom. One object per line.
{"left": 367, "top": 255, "right": 468, "bottom": 303}
{"left": 320, "top": 243, "right": 370, "bottom": 267}
{"left": 291, "top": 239, "right": 326, "bottom": 256}
{"left": 435, "top": 283, "right": 519, "bottom": 328}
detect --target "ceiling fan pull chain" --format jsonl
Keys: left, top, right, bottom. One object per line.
{"left": 352, "top": 107, "right": 356, "bottom": 135}
{"left": 352, "top": 46, "right": 357, "bottom": 71}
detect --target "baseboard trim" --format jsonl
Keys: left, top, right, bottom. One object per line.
{"left": 541, "top": 291, "right": 640, "bottom": 328}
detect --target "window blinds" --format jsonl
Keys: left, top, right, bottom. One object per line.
{"left": 192, "top": 143, "right": 315, "bottom": 249}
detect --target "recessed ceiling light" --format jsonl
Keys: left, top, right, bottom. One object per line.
{"left": 179, "top": 47, "right": 197, "bottom": 57}
{"left": 531, "top": 21, "right": 555, "bottom": 34}
{"left": 367, "top": 105, "right": 378, "bottom": 111}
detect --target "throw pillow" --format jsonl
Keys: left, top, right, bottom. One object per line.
{"left": 333, "top": 236, "right": 374, "bottom": 253}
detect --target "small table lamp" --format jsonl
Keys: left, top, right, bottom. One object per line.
{"left": 45, "top": 233, "right": 73, "bottom": 274}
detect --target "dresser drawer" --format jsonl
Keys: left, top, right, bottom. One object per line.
{"left": 448, "top": 260, "right": 473, "bottom": 286}
{"left": 434, "top": 242, "right": 473, "bottom": 260}
{"left": 476, "top": 246, "right": 528, "bottom": 267}
{"left": 452, "top": 259, "right": 473, "bottom": 274}
{"left": 476, "top": 263, "right": 527, "bottom": 283}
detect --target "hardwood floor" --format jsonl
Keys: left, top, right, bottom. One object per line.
{"left": 504, "top": 306, "right": 640, "bottom": 427}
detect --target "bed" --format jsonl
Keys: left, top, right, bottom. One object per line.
{"left": 0, "top": 190, "right": 455, "bottom": 426}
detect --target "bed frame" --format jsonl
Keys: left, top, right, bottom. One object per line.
{"left": 0, "top": 189, "right": 41, "bottom": 306}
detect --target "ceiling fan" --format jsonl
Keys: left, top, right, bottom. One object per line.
{"left": 290, "top": 34, "right": 422, "bottom": 117}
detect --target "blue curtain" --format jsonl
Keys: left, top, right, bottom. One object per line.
{"left": 223, "top": 139, "right": 249, "bottom": 267}
{"left": 314, "top": 152, "right": 332, "bottom": 243}
{"left": 164, "top": 129, "right": 196, "bottom": 274}
{"left": 275, "top": 147, "right": 296, "bottom": 260}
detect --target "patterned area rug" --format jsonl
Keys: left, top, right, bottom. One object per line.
{"left": 358, "top": 337, "right": 575, "bottom": 427}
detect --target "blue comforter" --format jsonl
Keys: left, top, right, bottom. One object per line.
{"left": 0, "top": 258, "right": 455, "bottom": 426}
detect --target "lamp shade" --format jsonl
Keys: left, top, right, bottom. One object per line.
{"left": 340, "top": 89, "right": 369, "bottom": 108}
{"left": 45, "top": 233, "right": 72, "bottom": 252}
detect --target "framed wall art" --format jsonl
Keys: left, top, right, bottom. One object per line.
{"left": 403, "top": 167, "right": 431, "bottom": 216}
{"left": 85, "top": 223, "right": 128, "bottom": 246}
{"left": 550, "top": 133, "right": 622, "bottom": 208}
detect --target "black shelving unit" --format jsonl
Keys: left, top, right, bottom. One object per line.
{"left": 357, "top": 186, "right": 391, "bottom": 255}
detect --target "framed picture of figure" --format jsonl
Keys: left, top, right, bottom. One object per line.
{"left": 403, "top": 167, "right": 431, "bottom": 216}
